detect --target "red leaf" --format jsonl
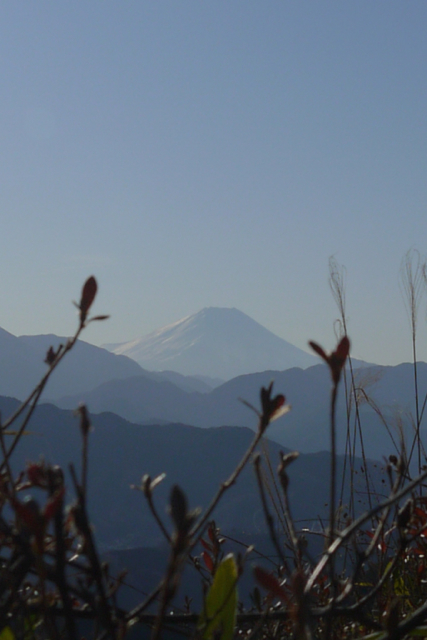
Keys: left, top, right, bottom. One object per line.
{"left": 310, "top": 336, "right": 350, "bottom": 385}
{"left": 270, "top": 395, "right": 290, "bottom": 423}
{"left": 43, "top": 486, "right": 65, "bottom": 522}
{"left": 11, "top": 496, "right": 43, "bottom": 535}
{"left": 273, "top": 395, "right": 285, "bottom": 410}
{"left": 203, "top": 551, "right": 214, "bottom": 573}
{"left": 309, "top": 341, "right": 328, "bottom": 361}
{"left": 414, "top": 507, "right": 427, "bottom": 520}
{"left": 336, "top": 336, "right": 350, "bottom": 360}
{"left": 26, "top": 462, "right": 48, "bottom": 488}
{"left": 201, "top": 538, "right": 213, "bottom": 552}
{"left": 253, "top": 566, "right": 289, "bottom": 604}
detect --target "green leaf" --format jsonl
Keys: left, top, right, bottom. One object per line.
{"left": 0, "top": 627, "right": 15, "bottom": 640}
{"left": 199, "top": 554, "right": 238, "bottom": 640}
{"left": 394, "top": 573, "right": 410, "bottom": 597}
{"left": 24, "top": 615, "right": 40, "bottom": 638}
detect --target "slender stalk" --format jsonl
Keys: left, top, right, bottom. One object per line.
{"left": 400, "top": 250, "right": 425, "bottom": 476}
{"left": 329, "top": 384, "right": 338, "bottom": 551}
{"left": 329, "top": 258, "right": 373, "bottom": 515}
{"left": 261, "top": 440, "right": 287, "bottom": 531}
{"left": 253, "top": 455, "right": 287, "bottom": 566}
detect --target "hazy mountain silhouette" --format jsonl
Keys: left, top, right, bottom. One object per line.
{"left": 0, "top": 328, "right": 144, "bottom": 401}
{"left": 55, "top": 361, "right": 427, "bottom": 461}
{"left": 0, "top": 329, "right": 213, "bottom": 401}
{"left": 19, "top": 334, "right": 144, "bottom": 400}
{"left": 0, "top": 327, "right": 48, "bottom": 399}
{"left": 137, "top": 369, "right": 215, "bottom": 393}
{"left": 104, "top": 307, "right": 318, "bottom": 379}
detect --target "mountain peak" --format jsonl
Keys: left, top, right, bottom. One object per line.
{"left": 106, "top": 307, "right": 318, "bottom": 380}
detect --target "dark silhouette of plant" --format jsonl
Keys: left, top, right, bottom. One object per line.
{"left": 329, "top": 257, "right": 374, "bottom": 520}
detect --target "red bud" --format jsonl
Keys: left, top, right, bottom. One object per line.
{"left": 79, "top": 276, "right": 97, "bottom": 323}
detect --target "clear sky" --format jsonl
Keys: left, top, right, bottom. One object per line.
{"left": 1, "top": 2, "right": 426, "bottom": 366}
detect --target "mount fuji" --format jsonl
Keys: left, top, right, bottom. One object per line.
{"left": 103, "top": 307, "right": 318, "bottom": 380}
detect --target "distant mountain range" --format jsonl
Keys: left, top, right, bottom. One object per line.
{"left": 103, "top": 307, "right": 319, "bottom": 379}
{"left": 1, "top": 396, "right": 385, "bottom": 550}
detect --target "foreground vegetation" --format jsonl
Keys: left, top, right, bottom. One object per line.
{"left": 2, "top": 253, "right": 427, "bottom": 639}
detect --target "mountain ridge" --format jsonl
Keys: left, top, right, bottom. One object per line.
{"left": 54, "top": 361, "right": 427, "bottom": 461}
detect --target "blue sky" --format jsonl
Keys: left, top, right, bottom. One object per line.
{"left": 1, "top": 2, "right": 426, "bottom": 366}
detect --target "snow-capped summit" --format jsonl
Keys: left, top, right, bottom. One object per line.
{"left": 104, "top": 307, "right": 318, "bottom": 380}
